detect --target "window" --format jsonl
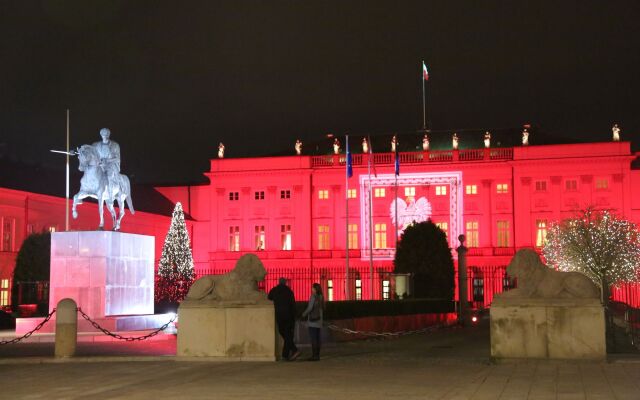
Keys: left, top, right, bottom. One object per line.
{"left": 355, "top": 279, "right": 362, "bottom": 300}
{"left": 347, "top": 189, "right": 357, "bottom": 199}
{"left": 2, "top": 218, "right": 13, "bottom": 252}
{"left": 0, "top": 279, "right": 8, "bottom": 307}
{"left": 280, "top": 225, "right": 292, "bottom": 250}
{"left": 465, "top": 185, "right": 477, "bottom": 195}
{"left": 254, "top": 191, "right": 264, "bottom": 200}
{"left": 374, "top": 188, "right": 385, "bottom": 198}
{"left": 327, "top": 280, "right": 334, "bottom": 302}
{"left": 382, "top": 280, "right": 390, "bottom": 300}
{"left": 465, "top": 221, "right": 479, "bottom": 247}
{"left": 565, "top": 179, "right": 578, "bottom": 191}
{"left": 318, "top": 225, "right": 330, "bottom": 250}
{"left": 228, "top": 226, "right": 240, "bottom": 251}
{"left": 318, "top": 190, "right": 329, "bottom": 200}
{"left": 435, "top": 222, "right": 448, "bottom": 238}
{"left": 497, "top": 220, "right": 510, "bottom": 247}
{"left": 435, "top": 186, "right": 447, "bottom": 196}
{"left": 229, "top": 192, "right": 239, "bottom": 201}
{"left": 280, "top": 190, "right": 291, "bottom": 199}
{"left": 254, "top": 226, "right": 265, "bottom": 250}
{"left": 496, "top": 184, "right": 508, "bottom": 194}
{"left": 535, "top": 181, "right": 547, "bottom": 191}
{"left": 348, "top": 224, "right": 358, "bottom": 249}
{"left": 595, "top": 178, "right": 609, "bottom": 190}
{"left": 536, "top": 220, "right": 547, "bottom": 247}
{"left": 374, "top": 223, "right": 387, "bottom": 249}
{"left": 404, "top": 187, "right": 415, "bottom": 197}
{"left": 473, "top": 276, "right": 484, "bottom": 302}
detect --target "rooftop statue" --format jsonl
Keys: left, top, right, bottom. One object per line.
{"left": 499, "top": 249, "right": 599, "bottom": 299}
{"left": 484, "top": 131, "right": 491, "bottom": 148}
{"left": 333, "top": 138, "right": 341, "bottom": 154}
{"left": 295, "top": 139, "right": 302, "bottom": 155}
{"left": 185, "top": 253, "right": 268, "bottom": 304}
{"left": 452, "top": 133, "right": 459, "bottom": 150}
{"left": 391, "top": 135, "right": 398, "bottom": 153}
{"left": 522, "top": 128, "right": 529, "bottom": 146}
{"left": 72, "top": 128, "right": 134, "bottom": 231}
{"left": 218, "top": 142, "right": 225, "bottom": 159}
{"left": 422, "top": 134, "right": 429, "bottom": 151}
{"left": 612, "top": 124, "right": 620, "bottom": 142}
{"left": 362, "top": 137, "right": 369, "bottom": 154}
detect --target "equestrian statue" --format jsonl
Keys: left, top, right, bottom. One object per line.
{"left": 72, "top": 128, "right": 134, "bottom": 231}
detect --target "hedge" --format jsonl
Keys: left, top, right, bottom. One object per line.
{"left": 295, "top": 299, "right": 454, "bottom": 320}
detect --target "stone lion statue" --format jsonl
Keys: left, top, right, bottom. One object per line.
{"left": 500, "top": 249, "right": 599, "bottom": 299}
{"left": 185, "top": 253, "right": 268, "bottom": 303}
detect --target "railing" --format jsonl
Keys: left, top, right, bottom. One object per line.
{"left": 310, "top": 148, "right": 514, "bottom": 167}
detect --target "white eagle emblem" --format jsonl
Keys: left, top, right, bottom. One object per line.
{"left": 390, "top": 197, "right": 432, "bottom": 234}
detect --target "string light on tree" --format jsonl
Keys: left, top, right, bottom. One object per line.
{"left": 543, "top": 207, "right": 640, "bottom": 305}
{"left": 156, "top": 202, "right": 195, "bottom": 303}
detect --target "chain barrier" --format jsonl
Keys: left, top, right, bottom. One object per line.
{"left": 77, "top": 308, "right": 177, "bottom": 342}
{"left": 0, "top": 309, "right": 56, "bottom": 345}
{"left": 327, "top": 321, "right": 457, "bottom": 338}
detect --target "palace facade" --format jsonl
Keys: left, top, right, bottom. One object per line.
{"left": 1, "top": 138, "right": 639, "bottom": 309}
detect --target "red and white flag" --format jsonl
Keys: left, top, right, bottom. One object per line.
{"left": 422, "top": 61, "right": 429, "bottom": 81}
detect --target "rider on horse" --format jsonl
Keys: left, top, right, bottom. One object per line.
{"left": 93, "top": 128, "right": 121, "bottom": 188}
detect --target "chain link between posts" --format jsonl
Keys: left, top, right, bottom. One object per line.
{"left": 326, "top": 321, "right": 457, "bottom": 338}
{"left": 0, "top": 308, "right": 57, "bottom": 345}
{"left": 77, "top": 307, "right": 177, "bottom": 342}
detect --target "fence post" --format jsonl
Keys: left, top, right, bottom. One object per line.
{"left": 55, "top": 298, "right": 77, "bottom": 358}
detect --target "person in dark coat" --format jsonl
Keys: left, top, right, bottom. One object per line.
{"left": 268, "top": 277, "right": 300, "bottom": 361}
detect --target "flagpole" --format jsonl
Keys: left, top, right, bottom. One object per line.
{"left": 368, "top": 138, "right": 374, "bottom": 300}
{"left": 395, "top": 164, "right": 398, "bottom": 251}
{"left": 345, "top": 134, "right": 350, "bottom": 301}
{"left": 422, "top": 61, "right": 427, "bottom": 131}
{"left": 65, "top": 109, "right": 70, "bottom": 232}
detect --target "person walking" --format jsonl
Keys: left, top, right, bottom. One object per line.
{"left": 268, "top": 277, "right": 300, "bottom": 361}
{"left": 302, "top": 282, "right": 324, "bottom": 361}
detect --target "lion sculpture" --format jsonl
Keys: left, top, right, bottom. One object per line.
{"left": 185, "top": 253, "right": 268, "bottom": 303}
{"left": 500, "top": 249, "right": 599, "bottom": 299}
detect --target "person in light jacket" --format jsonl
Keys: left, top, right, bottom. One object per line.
{"left": 301, "top": 282, "right": 324, "bottom": 361}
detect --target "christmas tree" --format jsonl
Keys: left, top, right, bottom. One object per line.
{"left": 156, "top": 202, "right": 196, "bottom": 303}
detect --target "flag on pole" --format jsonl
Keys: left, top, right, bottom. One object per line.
{"left": 422, "top": 61, "right": 429, "bottom": 81}
{"left": 394, "top": 144, "right": 400, "bottom": 176}
{"left": 346, "top": 136, "right": 353, "bottom": 178}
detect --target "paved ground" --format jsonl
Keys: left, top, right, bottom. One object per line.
{"left": 1, "top": 321, "right": 640, "bottom": 399}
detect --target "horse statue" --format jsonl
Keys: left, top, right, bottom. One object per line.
{"left": 72, "top": 144, "right": 134, "bottom": 230}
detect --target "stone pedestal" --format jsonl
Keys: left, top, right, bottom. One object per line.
{"left": 177, "top": 301, "right": 276, "bottom": 361}
{"left": 490, "top": 298, "right": 605, "bottom": 360}
{"left": 49, "top": 231, "right": 154, "bottom": 317}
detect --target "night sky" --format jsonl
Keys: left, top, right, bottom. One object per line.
{"left": 1, "top": 1, "right": 639, "bottom": 184}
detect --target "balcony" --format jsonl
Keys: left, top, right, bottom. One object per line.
{"left": 311, "top": 148, "right": 513, "bottom": 168}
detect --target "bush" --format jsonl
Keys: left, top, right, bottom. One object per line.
{"left": 393, "top": 221, "right": 455, "bottom": 300}
{"left": 295, "top": 299, "right": 453, "bottom": 320}
{"left": 11, "top": 232, "right": 51, "bottom": 314}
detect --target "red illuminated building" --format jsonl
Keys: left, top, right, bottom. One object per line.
{"left": 2, "top": 137, "right": 640, "bottom": 309}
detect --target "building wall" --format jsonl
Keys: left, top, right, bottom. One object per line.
{"left": 185, "top": 141, "right": 640, "bottom": 305}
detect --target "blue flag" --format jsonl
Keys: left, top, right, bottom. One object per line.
{"left": 346, "top": 136, "right": 353, "bottom": 178}
{"left": 394, "top": 145, "right": 400, "bottom": 176}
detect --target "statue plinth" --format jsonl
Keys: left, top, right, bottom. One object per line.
{"left": 490, "top": 297, "right": 605, "bottom": 360}
{"left": 49, "top": 231, "right": 154, "bottom": 317}
{"left": 177, "top": 301, "right": 276, "bottom": 361}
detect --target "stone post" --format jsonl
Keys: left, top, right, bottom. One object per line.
{"left": 55, "top": 298, "right": 77, "bottom": 358}
{"left": 456, "top": 235, "right": 469, "bottom": 326}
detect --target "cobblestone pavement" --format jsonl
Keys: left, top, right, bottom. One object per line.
{"left": 1, "top": 323, "right": 639, "bottom": 399}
